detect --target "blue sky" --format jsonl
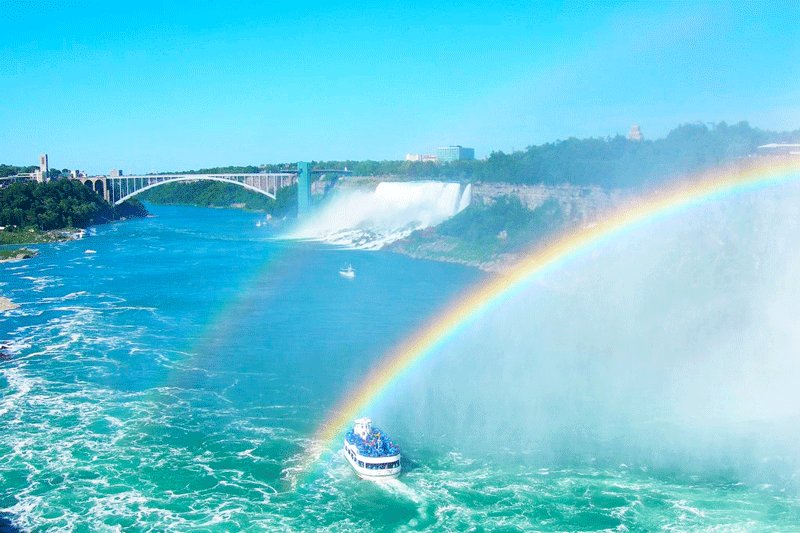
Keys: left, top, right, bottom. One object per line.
{"left": 1, "top": 1, "right": 799, "bottom": 173}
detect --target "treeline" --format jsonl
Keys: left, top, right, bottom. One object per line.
{"left": 154, "top": 122, "right": 798, "bottom": 190}
{"left": 0, "top": 164, "right": 36, "bottom": 177}
{"left": 312, "top": 122, "right": 798, "bottom": 188}
{"left": 138, "top": 180, "right": 298, "bottom": 216}
{"left": 1, "top": 165, "right": 84, "bottom": 179}
{"left": 161, "top": 165, "right": 272, "bottom": 174}
{"left": 0, "top": 179, "right": 148, "bottom": 230}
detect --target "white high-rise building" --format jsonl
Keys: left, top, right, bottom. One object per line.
{"left": 628, "top": 124, "right": 643, "bottom": 141}
{"left": 37, "top": 153, "right": 49, "bottom": 182}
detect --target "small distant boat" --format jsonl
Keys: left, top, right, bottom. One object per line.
{"left": 84, "top": 249, "right": 96, "bottom": 254}
{"left": 339, "top": 265, "right": 355, "bottom": 278}
{"left": 343, "top": 418, "right": 401, "bottom": 480}
{"left": 256, "top": 220, "right": 263, "bottom": 227}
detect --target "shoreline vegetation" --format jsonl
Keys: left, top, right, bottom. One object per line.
{"left": 0, "top": 247, "right": 38, "bottom": 262}
{"left": 0, "top": 228, "right": 83, "bottom": 246}
{"left": 386, "top": 186, "right": 620, "bottom": 272}
{"left": 0, "top": 179, "right": 149, "bottom": 248}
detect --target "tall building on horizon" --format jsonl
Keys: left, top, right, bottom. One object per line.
{"left": 435, "top": 145, "right": 475, "bottom": 163}
{"left": 628, "top": 124, "right": 643, "bottom": 141}
{"left": 37, "top": 153, "right": 49, "bottom": 182}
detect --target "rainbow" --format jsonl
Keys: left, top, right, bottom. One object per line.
{"left": 308, "top": 157, "right": 800, "bottom": 469}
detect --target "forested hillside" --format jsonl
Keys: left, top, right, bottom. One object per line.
{"left": 0, "top": 179, "right": 147, "bottom": 230}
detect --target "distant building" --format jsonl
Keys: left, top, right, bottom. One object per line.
{"left": 110, "top": 169, "right": 123, "bottom": 177}
{"left": 435, "top": 145, "right": 475, "bottom": 163}
{"left": 628, "top": 124, "right": 643, "bottom": 142}
{"left": 405, "top": 153, "right": 438, "bottom": 162}
{"left": 757, "top": 143, "right": 800, "bottom": 156}
{"left": 37, "top": 153, "right": 49, "bottom": 182}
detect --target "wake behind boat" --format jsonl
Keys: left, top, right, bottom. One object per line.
{"left": 343, "top": 418, "right": 401, "bottom": 479}
{"left": 339, "top": 265, "right": 355, "bottom": 278}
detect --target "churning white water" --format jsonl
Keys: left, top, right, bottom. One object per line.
{"left": 286, "top": 181, "right": 472, "bottom": 249}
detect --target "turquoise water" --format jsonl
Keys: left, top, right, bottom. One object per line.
{"left": 2, "top": 204, "right": 800, "bottom": 531}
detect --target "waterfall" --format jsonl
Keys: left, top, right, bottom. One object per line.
{"left": 286, "top": 181, "right": 472, "bottom": 250}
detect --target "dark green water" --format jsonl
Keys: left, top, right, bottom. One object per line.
{"left": 1, "top": 203, "right": 799, "bottom": 531}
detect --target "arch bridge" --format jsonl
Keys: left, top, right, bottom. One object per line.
{"left": 80, "top": 172, "right": 297, "bottom": 205}
{"left": 74, "top": 163, "right": 350, "bottom": 216}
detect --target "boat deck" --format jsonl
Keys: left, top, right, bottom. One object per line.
{"left": 344, "top": 426, "right": 400, "bottom": 458}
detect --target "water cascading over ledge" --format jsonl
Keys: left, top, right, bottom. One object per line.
{"left": 286, "top": 181, "right": 472, "bottom": 249}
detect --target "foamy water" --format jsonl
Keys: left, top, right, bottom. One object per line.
{"left": 286, "top": 181, "right": 471, "bottom": 249}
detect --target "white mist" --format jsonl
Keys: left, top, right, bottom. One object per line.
{"left": 286, "top": 181, "right": 471, "bottom": 249}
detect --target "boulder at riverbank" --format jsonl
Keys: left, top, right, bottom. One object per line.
{"left": 0, "top": 247, "right": 38, "bottom": 262}
{"left": 0, "top": 296, "right": 18, "bottom": 312}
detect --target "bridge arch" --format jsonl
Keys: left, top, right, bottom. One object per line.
{"left": 111, "top": 176, "right": 285, "bottom": 205}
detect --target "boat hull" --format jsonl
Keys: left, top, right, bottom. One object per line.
{"left": 343, "top": 440, "right": 401, "bottom": 480}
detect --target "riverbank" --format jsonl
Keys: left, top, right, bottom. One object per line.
{"left": 386, "top": 183, "right": 625, "bottom": 272}
{"left": 387, "top": 237, "right": 518, "bottom": 272}
{"left": 0, "top": 179, "right": 149, "bottom": 245}
{"left": 0, "top": 228, "right": 84, "bottom": 246}
{"left": 0, "top": 247, "right": 38, "bottom": 263}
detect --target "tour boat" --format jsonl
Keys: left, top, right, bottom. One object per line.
{"left": 84, "top": 249, "right": 96, "bottom": 254}
{"left": 343, "top": 418, "right": 401, "bottom": 480}
{"left": 339, "top": 265, "right": 356, "bottom": 279}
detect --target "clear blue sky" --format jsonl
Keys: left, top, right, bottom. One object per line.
{"left": 1, "top": 1, "right": 799, "bottom": 174}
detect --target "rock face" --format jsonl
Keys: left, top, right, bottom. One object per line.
{"left": 0, "top": 296, "right": 18, "bottom": 312}
{"left": 472, "top": 183, "right": 625, "bottom": 223}
{"left": 331, "top": 178, "right": 631, "bottom": 271}
{"left": 388, "top": 182, "right": 631, "bottom": 272}
{"left": 0, "top": 248, "right": 38, "bottom": 262}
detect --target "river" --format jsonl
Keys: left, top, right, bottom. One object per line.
{"left": 1, "top": 203, "right": 799, "bottom": 530}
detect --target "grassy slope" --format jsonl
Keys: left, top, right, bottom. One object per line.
{"left": 390, "top": 197, "right": 571, "bottom": 268}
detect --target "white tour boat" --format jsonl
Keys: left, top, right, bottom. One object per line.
{"left": 339, "top": 265, "right": 356, "bottom": 279}
{"left": 343, "top": 417, "right": 401, "bottom": 480}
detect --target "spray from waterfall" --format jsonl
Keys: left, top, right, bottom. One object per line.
{"left": 365, "top": 182, "right": 800, "bottom": 484}
{"left": 285, "top": 181, "right": 472, "bottom": 249}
